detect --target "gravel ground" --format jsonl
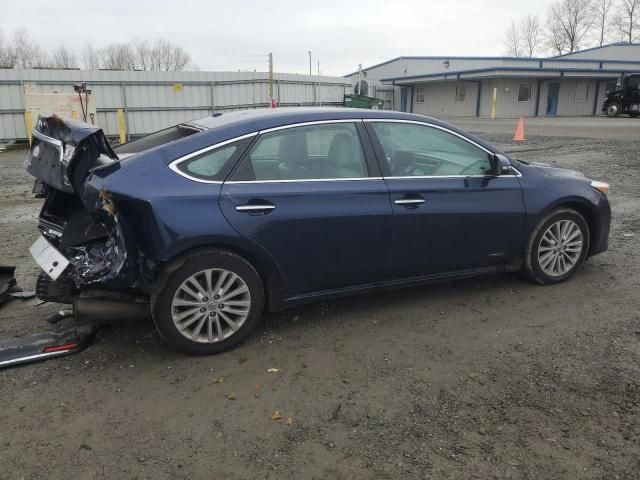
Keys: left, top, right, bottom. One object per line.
{"left": 0, "top": 131, "right": 639, "bottom": 480}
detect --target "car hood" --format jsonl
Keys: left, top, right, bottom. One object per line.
{"left": 25, "top": 114, "right": 118, "bottom": 194}
{"left": 528, "top": 162, "right": 588, "bottom": 180}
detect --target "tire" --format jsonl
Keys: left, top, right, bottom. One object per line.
{"left": 605, "top": 102, "right": 620, "bottom": 118}
{"left": 151, "top": 249, "right": 265, "bottom": 355}
{"left": 522, "top": 209, "right": 590, "bottom": 285}
{"left": 630, "top": 112, "right": 639, "bottom": 118}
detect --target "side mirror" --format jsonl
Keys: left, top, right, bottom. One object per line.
{"left": 488, "top": 153, "right": 511, "bottom": 176}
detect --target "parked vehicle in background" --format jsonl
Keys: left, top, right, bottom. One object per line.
{"left": 25, "top": 108, "right": 611, "bottom": 355}
{"left": 603, "top": 74, "right": 640, "bottom": 117}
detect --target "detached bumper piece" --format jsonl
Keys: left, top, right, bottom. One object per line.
{"left": 0, "top": 325, "right": 98, "bottom": 369}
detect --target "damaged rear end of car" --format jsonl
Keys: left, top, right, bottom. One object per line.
{"left": 26, "top": 115, "right": 150, "bottom": 322}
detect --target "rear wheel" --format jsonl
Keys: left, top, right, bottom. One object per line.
{"left": 605, "top": 102, "right": 620, "bottom": 117}
{"left": 151, "top": 250, "right": 264, "bottom": 355}
{"left": 522, "top": 209, "right": 590, "bottom": 285}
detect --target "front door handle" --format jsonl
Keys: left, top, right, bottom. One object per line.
{"left": 394, "top": 195, "right": 425, "bottom": 207}
{"left": 235, "top": 202, "right": 276, "bottom": 214}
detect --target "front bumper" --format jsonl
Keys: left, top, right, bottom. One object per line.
{"left": 590, "top": 194, "right": 611, "bottom": 256}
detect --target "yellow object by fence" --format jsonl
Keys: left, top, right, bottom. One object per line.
{"left": 117, "top": 108, "right": 127, "bottom": 145}
{"left": 24, "top": 111, "right": 33, "bottom": 146}
{"left": 491, "top": 87, "right": 497, "bottom": 119}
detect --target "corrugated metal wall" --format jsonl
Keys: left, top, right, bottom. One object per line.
{"left": 0, "top": 69, "right": 351, "bottom": 141}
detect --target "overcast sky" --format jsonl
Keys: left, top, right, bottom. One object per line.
{"left": 3, "top": 0, "right": 552, "bottom": 76}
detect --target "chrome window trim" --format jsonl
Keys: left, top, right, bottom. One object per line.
{"left": 258, "top": 119, "right": 362, "bottom": 134}
{"left": 363, "top": 118, "right": 493, "bottom": 155}
{"left": 168, "top": 118, "right": 523, "bottom": 184}
{"left": 383, "top": 167, "right": 522, "bottom": 180}
{"left": 168, "top": 132, "right": 258, "bottom": 184}
{"left": 226, "top": 177, "right": 384, "bottom": 185}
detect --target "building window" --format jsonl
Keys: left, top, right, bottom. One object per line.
{"left": 517, "top": 84, "right": 532, "bottom": 102}
{"left": 575, "top": 83, "right": 590, "bottom": 103}
{"left": 455, "top": 85, "right": 467, "bottom": 102}
{"left": 416, "top": 87, "right": 425, "bottom": 103}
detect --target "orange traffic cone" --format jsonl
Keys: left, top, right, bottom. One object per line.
{"left": 513, "top": 116, "right": 525, "bottom": 142}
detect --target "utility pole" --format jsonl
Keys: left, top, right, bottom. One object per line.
{"left": 268, "top": 52, "right": 274, "bottom": 107}
{"left": 317, "top": 60, "right": 322, "bottom": 106}
{"left": 308, "top": 51, "right": 312, "bottom": 76}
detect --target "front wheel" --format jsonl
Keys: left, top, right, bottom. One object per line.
{"left": 522, "top": 209, "right": 590, "bottom": 285}
{"left": 151, "top": 249, "right": 264, "bottom": 355}
{"left": 605, "top": 102, "right": 620, "bottom": 117}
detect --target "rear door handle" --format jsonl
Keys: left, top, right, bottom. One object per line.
{"left": 235, "top": 202, "right": 276, "bottom": 214}
{"left": 394, "top": 195, "right": 425, "bottom": 207}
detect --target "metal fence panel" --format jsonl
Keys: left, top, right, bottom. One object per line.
{"left": 0, "top": 69, "right": 351, "bottom": 141}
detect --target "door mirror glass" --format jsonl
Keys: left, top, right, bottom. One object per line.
{"left": 489, "top": 153, "right": 512, "bottom": 176}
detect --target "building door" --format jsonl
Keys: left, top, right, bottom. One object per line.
{"left": 546, "top": 82, "right": 560, "bottom": 115}
{"left": 400, "top": 88, "right": 408, "bottom": 112}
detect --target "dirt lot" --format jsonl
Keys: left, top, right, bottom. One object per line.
{"left": 1, "top": 128, "right": 639, "bottom": 479}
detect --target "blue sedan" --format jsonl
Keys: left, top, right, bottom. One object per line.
{"left": 26, "top": 108, "right": 610, "bottom": 355}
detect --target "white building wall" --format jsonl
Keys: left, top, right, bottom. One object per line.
{"left": 557, "top": 44, "right": 640, "bottom": 61}
{"left": 478, "top": 79, "right": 540, "bottom": 118}
{"left": 412, "top": 81, "right": 477, "bottom": 117}
{"left": 536, "top": 79, "right": 604, "bottom": 116}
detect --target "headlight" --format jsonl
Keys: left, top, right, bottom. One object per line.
{"left": 590, "top": 180, "right": 610, "bottom": 195}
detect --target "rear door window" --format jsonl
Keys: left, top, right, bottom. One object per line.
{"left": 174, "top": 138, "right": 252, "bottom": 181}
{"left": 231, "top": 123, "right": 368, "bottom": 181}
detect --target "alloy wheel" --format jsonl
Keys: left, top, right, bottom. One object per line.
{"left": 171, "top": 268, "right": 251, "bottom": 343}
{"left": 537, "top": 219, "right": 584, "bottom": 277}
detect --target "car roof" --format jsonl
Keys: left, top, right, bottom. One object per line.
{"left": 188, "top": 107, "right": 445, "bottom": 131}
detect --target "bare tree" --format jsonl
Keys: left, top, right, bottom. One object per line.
{"left": 521, "top": 15, "right": 542, "bottom": 57}
{"left": 0, "top": 30, "right": 17, "bottom": 68}
{"left": 594, "top": 0, "right": 615, "bottom": 45}
{"left": 148, "top": 39, "right": 190, "bottom": 71}
{"left": 80, "top": 42, "right": 102, "bottom": 70}
{"left": 544, "top": 15, "right": 569, "bottom": 55}
{"left": 545, "top": 0, "right": 595, "bottom": 54}
{"left": 50, "top": 45, "right": 78, "bottom": 69}
{"left": 132, "top": 39, "right": 150, "bottom": 71}
{"left": 0, "top": 27, "right": 194, "bottom": 71}
{"left": 504, "top": 20, "right": 523, "bottom": 57}
{"left": 12, "top": 28, "right": 49, "bottom": 68}
{"left": 101, "top": 43, "right": 136, "bottom": 70}
{"left": 613, "top": 0, "right": 640, "bottom": 43}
